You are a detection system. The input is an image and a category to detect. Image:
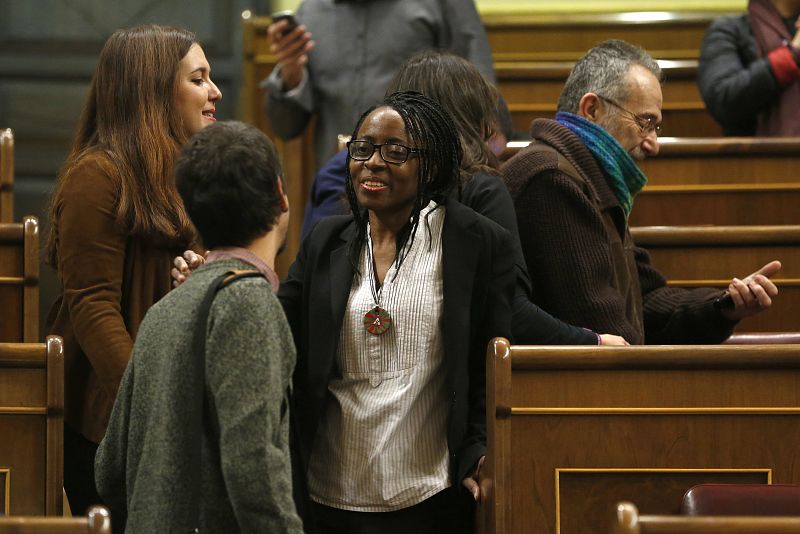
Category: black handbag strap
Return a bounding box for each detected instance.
[188,269,264,531]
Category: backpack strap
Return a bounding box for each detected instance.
[188,269,263,530]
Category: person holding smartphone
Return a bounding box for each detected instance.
[260,0,495,174]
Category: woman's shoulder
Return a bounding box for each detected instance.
[444,196,510,239]
[305,214,355,243]
[59,151,118,199]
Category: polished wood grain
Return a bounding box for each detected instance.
[0,504,110,533]
[484,12,725,62]
[0,129,12,223]
[496,61,722,137]
[501,138,800,184]
[0,337,63,516]
[629,185,800,226]
[479,339,800,534]
[639,137,800,185]
[502,138,800,226]
[630,225,800,278]
[629,225,799,333]
[0,217,39,343]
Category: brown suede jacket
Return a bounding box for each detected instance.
[47,154,187,443]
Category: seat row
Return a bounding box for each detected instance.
[480,338,800,533]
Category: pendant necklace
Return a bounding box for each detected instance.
[363,239,393,335]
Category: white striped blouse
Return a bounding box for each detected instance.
[307,201,450,512]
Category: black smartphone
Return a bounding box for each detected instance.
[271,10,298,36]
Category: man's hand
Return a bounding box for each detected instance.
[720,260,781,321]
[267,18,315,91]
[462,455,485,502]
[171,250,206,288]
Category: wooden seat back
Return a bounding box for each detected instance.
[479,339,800,534]
[502,138,800,226]
[501,138,800,184]
[614,502,800,533]
[0,217,39,342]
[0,506,109,534]
[0,129,13,223]
[629,225,800,333]
[0,336,64,516]
[485,11,723,63]
[498,61,721,137]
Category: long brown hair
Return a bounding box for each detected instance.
[46,24,197,265]
[385,50,501,180]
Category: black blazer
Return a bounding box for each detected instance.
[279,197,515,504]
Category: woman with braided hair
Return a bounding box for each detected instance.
[279,90,516,533]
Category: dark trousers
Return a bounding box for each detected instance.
[64,425,103,515]
[311,486,475,534]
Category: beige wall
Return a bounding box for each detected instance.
[270,0,746,14]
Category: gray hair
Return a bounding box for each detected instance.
[557,40,663,113]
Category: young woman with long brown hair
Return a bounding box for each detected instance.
[45,24,221,514]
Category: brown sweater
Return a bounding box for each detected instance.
[47,154,185,443]
[502,119,735,344]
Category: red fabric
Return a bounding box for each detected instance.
[767,45,800,86]
[749,0,800,135]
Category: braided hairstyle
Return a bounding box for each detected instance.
[344,91,463,275]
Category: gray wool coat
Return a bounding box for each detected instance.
[95,259,304,533]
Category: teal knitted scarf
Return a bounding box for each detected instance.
[555,111,647,217]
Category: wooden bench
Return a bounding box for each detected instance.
[485,11,726,63]
[0,336,64,516]
[0,129,13,223]
[501,137,800,184]
[0,505,109,533]
[479,339,800,534]
[630,225,800,333]
[502,137,800,226]
[629,183,800,226]
[613,502,800,533]
[497,61,721,137]
[0,217,39,343]
[640,137,800,185]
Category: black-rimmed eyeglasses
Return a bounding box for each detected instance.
[347,140,421,165]
[596,94,662,137]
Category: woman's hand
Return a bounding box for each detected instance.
[171,250,206,288]
[462,455,485,502]
[599,334,629,346]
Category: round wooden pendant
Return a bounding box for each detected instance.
[364,305,392,335]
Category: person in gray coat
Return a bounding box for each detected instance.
[94,121,304,533]
[261,0,495,173]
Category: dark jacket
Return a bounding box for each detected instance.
[279,197,515,519]
[503,119,735,345]
[698,13,784,135]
